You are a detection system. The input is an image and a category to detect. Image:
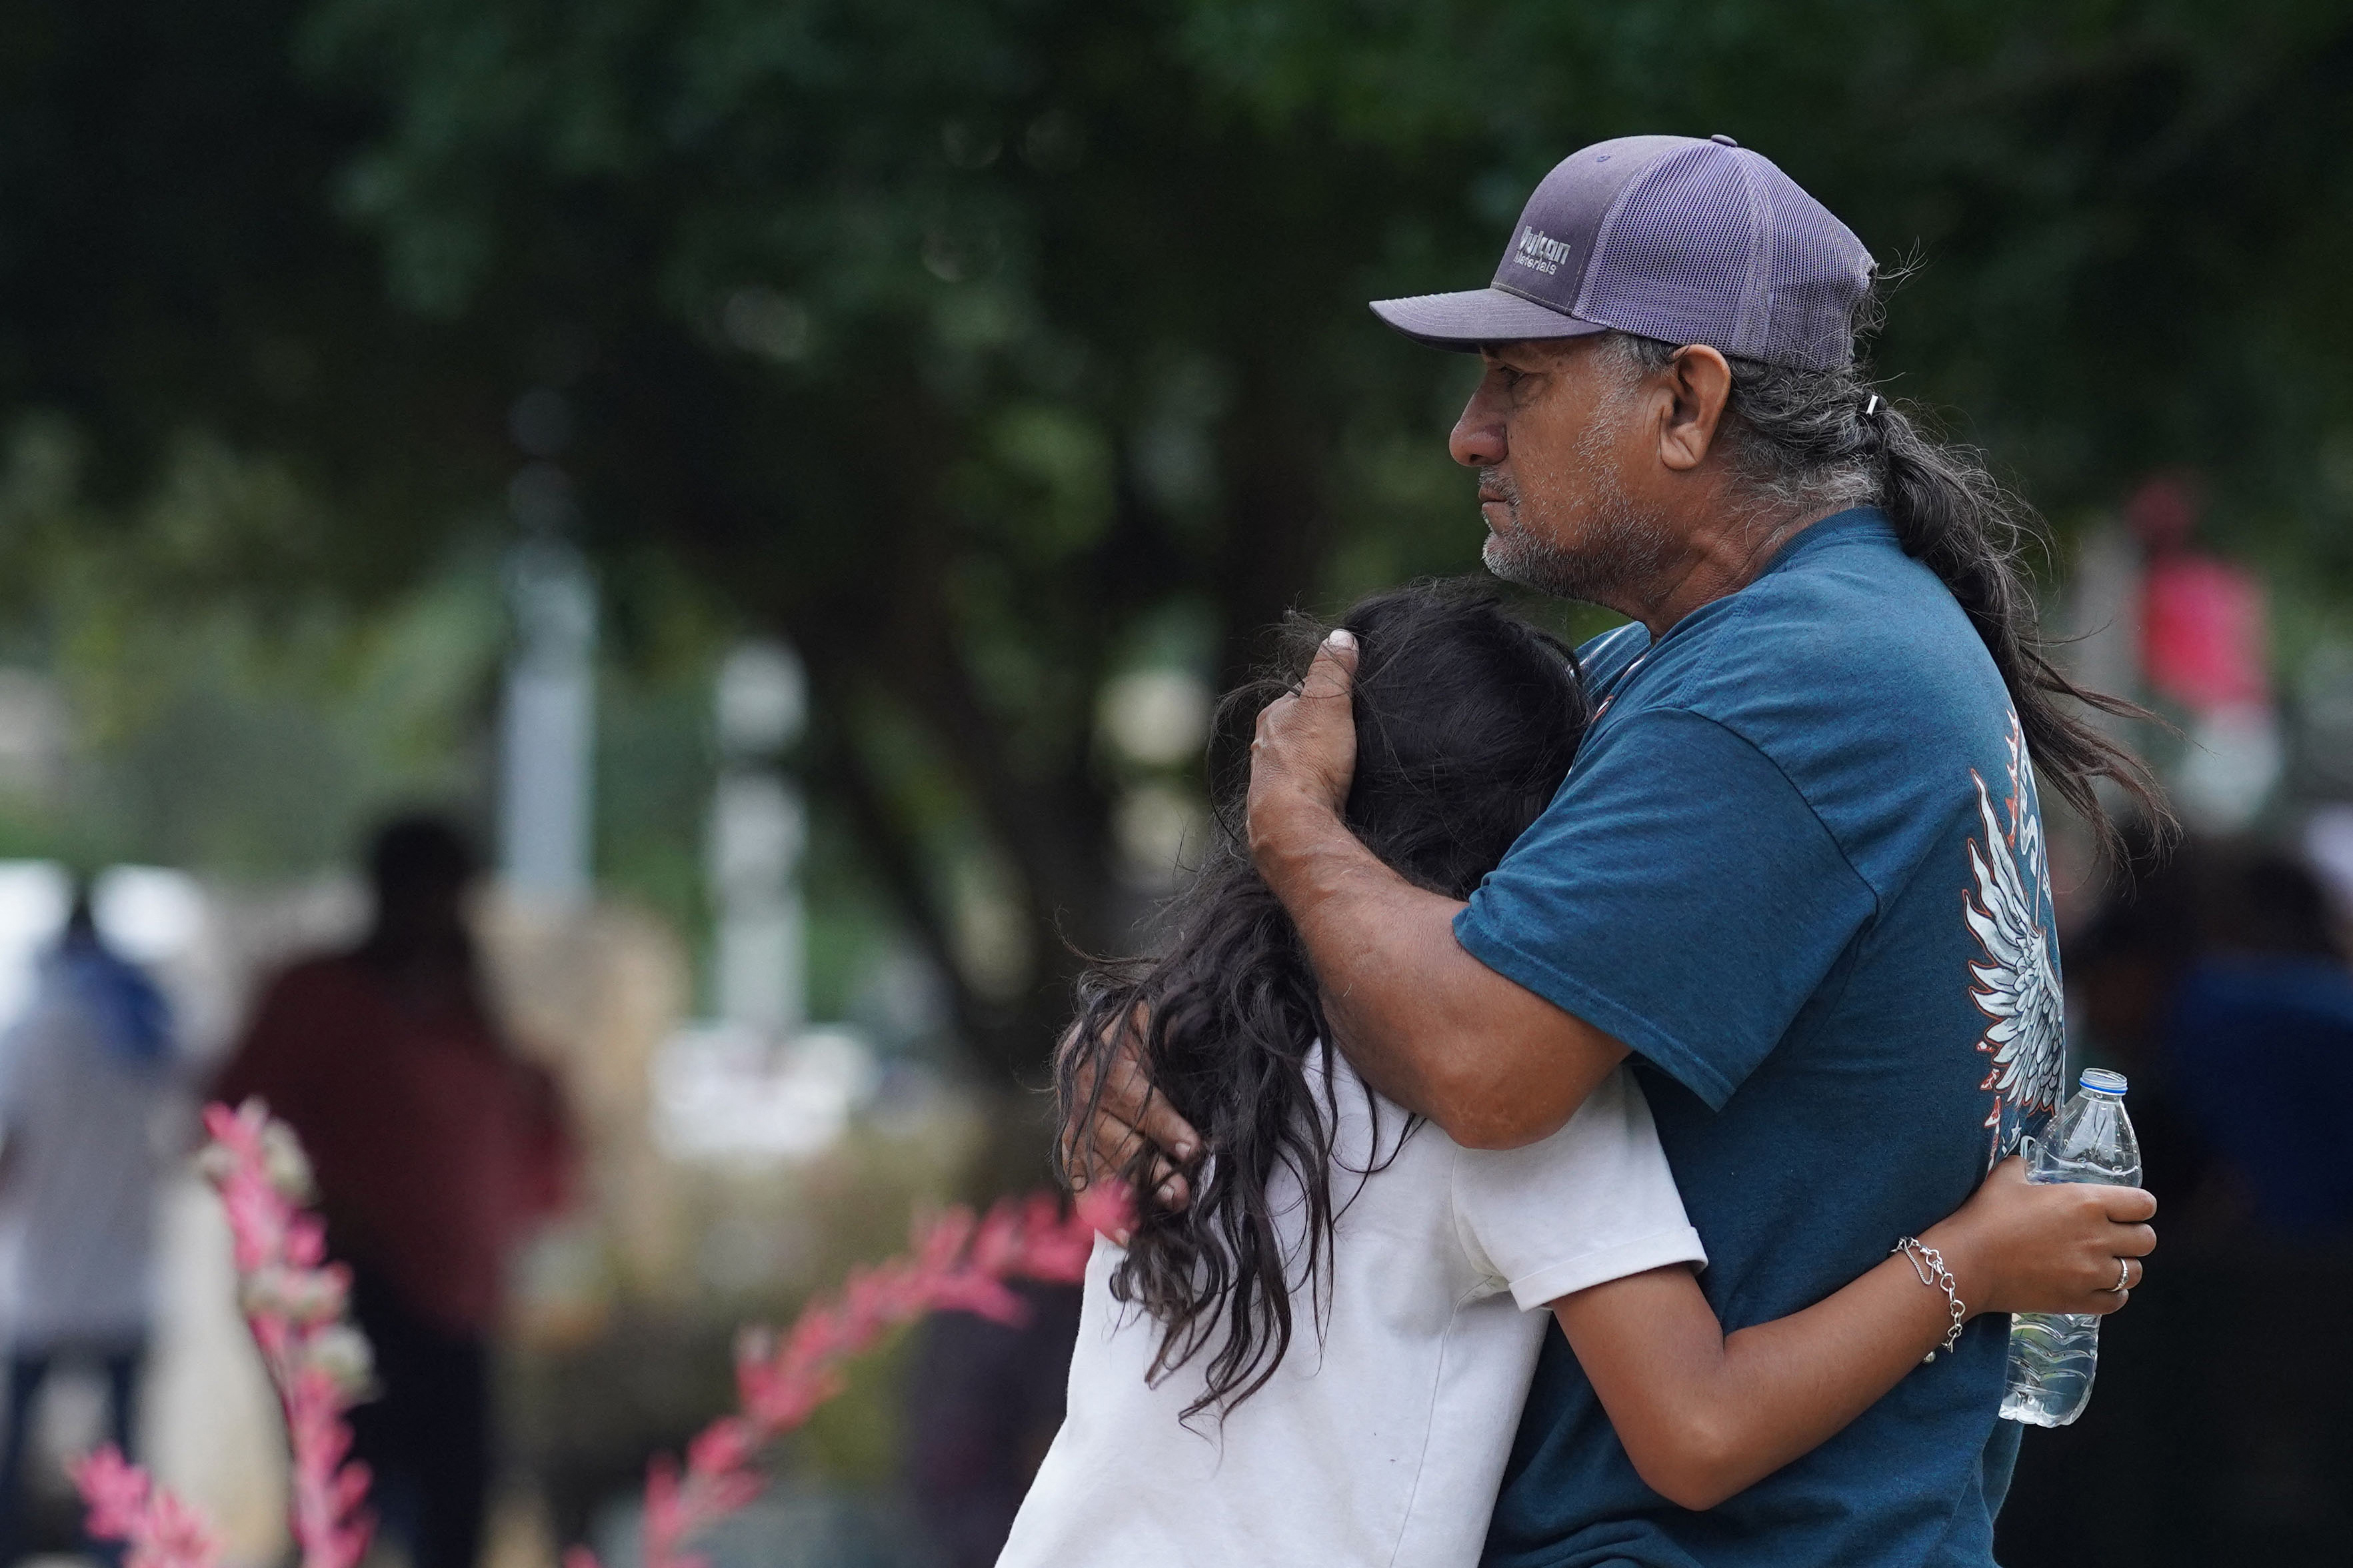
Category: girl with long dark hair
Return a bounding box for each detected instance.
[1001,582,2150,1567]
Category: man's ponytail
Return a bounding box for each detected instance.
[1863,401,2168,852]
[1610,320,2172,858]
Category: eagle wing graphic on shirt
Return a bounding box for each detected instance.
[1964,716,2064,1158]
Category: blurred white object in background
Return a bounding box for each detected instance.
[0,864,70,1030]
[1101,668,1212,893]
[2060,526,2142,723]
[717,640,807,754]
[91,866,205,966]
[711,642,808,1044]
[2178,704,2285,834]
[501,536,599,909]
[2303,806,2353,922]
[144,1176,288,1568]
[0,673,67,802]
[1099,668,1210,768]
[651,1024,879,1164]
[1113,782,1206,890]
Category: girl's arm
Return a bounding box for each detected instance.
[1552,1157,2156,1510]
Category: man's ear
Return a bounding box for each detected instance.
[1657,345,1733,472]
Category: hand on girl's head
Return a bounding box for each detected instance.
[1247,630,1362,844]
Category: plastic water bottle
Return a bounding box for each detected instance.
[1999,1068,2140,1427]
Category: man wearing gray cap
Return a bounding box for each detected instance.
[1079,135,2163,1564]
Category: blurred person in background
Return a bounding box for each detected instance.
[901,1279,1081,1568]
[0,881,181,1564]
[2070,835,2353,1235]
[901,1105,1087,1568]
[2166,845,2353,1235]
[216,815,575,1568]
[2011,834,2353,1563]
[2158,844,2353,1545]
[2063,832,2212,1222]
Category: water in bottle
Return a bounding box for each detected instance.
[2000,1068,2140,1427]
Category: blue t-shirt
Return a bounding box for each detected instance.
[1456,508,2065,1568]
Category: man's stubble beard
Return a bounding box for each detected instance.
[1479,394,1676,608]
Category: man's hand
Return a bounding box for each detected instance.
[1240,621,1625,1149]
[1246,630,1360,873]
[1058,1011,1202,1227]
[1053,628,1358,1229]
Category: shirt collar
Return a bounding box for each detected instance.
[1612,506,1896,664]
[1758,505,1897,579]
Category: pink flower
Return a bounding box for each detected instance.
[82,1103,375,1568]
[685,1418,757,1479]
[71,1447,152,1540]
[85,1095,1138,1568]
[69,1447,217,1568]
[639,1181,1128,1568]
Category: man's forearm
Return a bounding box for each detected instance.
[1252,792,1626,1148]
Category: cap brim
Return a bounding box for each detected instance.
[1368,288,1610,351]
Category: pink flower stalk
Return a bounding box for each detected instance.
[613,1182,1131,1568]
[71,1447,217,1568]
[76,1100,375,1568]
[79,1093,1129,1568]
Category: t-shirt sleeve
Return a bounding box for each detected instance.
[1454,706,1876,1111]
[1453,1068,1705,1311]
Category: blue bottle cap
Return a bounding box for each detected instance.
[2080,1068,2128,1096]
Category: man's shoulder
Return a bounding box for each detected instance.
[1638,532,2006,749]
[1588,526,2025,892]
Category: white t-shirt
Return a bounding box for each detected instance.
[1000,1057,1703,1568]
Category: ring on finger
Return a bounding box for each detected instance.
[2109,1256,2131,1293]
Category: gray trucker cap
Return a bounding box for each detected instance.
[1370,135,1874,371]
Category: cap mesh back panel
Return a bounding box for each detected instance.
[1578,145,1757,351]
[1764,173,1870,370]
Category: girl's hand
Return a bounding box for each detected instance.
[1928,1156,2156,1318]
[1058,1007,1200,1225]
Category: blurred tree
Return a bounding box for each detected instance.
[1,0,2350,1078]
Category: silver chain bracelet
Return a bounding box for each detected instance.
[1893,1237,1966,1361]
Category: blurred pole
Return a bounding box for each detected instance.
[500,537,599,906]
[2062,524,2141,723]
[709,641,807,1040]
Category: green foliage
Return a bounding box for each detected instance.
[2,0,2350,1072]
[1176,0,2353,556]
[0,412,499,874]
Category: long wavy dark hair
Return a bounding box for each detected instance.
[1611,291,2172,856]
[1055,580,1590,1419]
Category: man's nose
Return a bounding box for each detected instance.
[1450,389,1506,469]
